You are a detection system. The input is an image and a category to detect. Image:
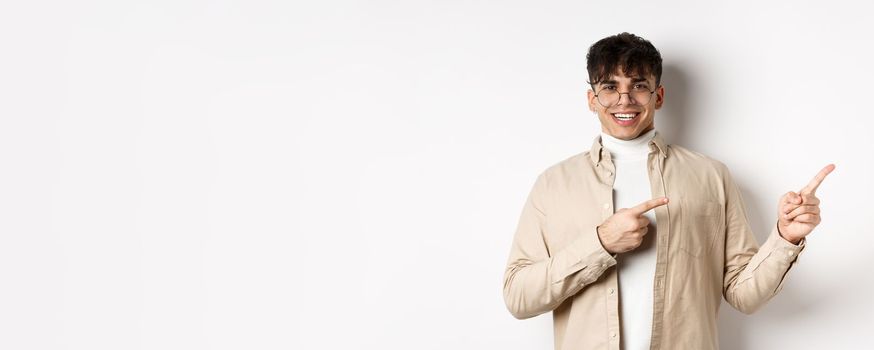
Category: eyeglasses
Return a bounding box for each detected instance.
[593,84,658,107]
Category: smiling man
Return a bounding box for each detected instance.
[502,33,834,350]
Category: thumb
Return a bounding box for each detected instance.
[783,191,801,205]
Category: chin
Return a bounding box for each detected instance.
[610,129,640,140]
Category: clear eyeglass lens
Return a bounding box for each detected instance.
[597,88,653,107]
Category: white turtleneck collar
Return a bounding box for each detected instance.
[600,129,656,160]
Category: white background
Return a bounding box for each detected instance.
[1,1,872,349]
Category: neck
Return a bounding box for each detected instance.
[600,129,656,159]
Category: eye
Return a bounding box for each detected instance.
[633,83,650,91]
[601,85,617,91]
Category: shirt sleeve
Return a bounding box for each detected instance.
[502,172,617,320]
[720,164,806,314]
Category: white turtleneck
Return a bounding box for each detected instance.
[600,128,657,350]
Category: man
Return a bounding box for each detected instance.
[501,32,834,350]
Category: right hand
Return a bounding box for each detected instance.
[596,197,669,254]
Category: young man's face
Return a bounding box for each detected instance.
[587,70,664,140]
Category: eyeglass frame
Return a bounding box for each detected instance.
[590,83,661,108]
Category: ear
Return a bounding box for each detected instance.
[654,85,665,110]
[587,88,597,112]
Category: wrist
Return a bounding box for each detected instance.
[595,225,615,254]
[777,224,803,245]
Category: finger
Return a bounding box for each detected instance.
[785,205,820,221]
[783,203,818,215]
[800,193,820,206]
[781,191,802,205]
[637,217,650,230]
[781,203,802,215]
[629,197,669,216]
[779,192,801,215]
[637,226,649,236]
[793,213,820,224]
[800,164,836,195]
[778,210,792,226]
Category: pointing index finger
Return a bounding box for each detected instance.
[801,164,835,195]
[629,197,669,216]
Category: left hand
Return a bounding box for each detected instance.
[777,164,835,244]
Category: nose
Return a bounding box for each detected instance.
[616,92,634,106]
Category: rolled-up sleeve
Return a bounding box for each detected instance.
[502,172,617,320]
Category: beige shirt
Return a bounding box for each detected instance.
[502,131,806,350]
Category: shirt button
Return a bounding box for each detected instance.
[603,203,610,209]
[610,331,616,338]
[787,251,794,256]
[608,288,615,295]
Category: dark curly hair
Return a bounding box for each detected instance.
[586,32,663,87]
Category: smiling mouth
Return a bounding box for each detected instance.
[612,112,639,122]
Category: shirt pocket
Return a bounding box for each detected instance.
[677,198,724,258]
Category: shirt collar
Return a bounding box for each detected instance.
[589,130,668,166]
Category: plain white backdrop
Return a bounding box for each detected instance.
[1,1,872,349]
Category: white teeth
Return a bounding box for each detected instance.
[613,113,637,120]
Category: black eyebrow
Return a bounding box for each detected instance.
[598,77,650,86]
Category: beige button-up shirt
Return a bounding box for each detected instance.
[502,131,806,350]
